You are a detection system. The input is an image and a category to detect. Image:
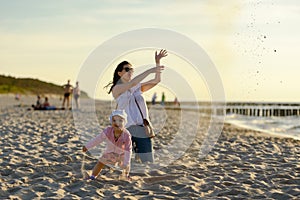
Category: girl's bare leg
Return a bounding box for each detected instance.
[92,161,105,177]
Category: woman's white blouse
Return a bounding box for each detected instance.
[116,83,149,128]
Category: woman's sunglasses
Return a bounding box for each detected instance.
[123,67,133,72]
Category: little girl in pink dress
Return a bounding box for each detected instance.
[83,110,132,180]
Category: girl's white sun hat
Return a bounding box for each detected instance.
[109,110,127,124]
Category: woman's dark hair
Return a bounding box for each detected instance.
[104,61,130,94]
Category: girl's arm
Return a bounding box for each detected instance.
[123,133,132,167]
[84,129,107,150]
[112,66,162,99]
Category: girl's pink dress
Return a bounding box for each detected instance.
[85,127,132,167]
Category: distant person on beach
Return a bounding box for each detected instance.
[43,97,50,107]
[82,110,132,181]
[174,97,180,106]
[105,49,167,163]
[73,81,81,109]
[43,97,56,110]
[62,80,73,109]
[15,93,20,101]
[32,95,42,110]
[161,92,165,106]
[32,96,56,110]
[151,92,157,105]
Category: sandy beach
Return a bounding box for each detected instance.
[0,95,299,199]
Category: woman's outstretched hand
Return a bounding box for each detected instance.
[155,49,168,64]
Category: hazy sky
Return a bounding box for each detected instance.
[1,0,300,102]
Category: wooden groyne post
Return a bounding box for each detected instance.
[225,103,300,117]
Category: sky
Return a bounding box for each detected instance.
[1,0,300,102]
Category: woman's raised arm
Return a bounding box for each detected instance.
[112,66,161,99]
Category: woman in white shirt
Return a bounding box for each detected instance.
[105,50,167,163]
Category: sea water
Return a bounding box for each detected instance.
[163,102,300,140]
[225,114,300,140]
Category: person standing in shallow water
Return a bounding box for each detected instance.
[62,80,73,109]
[105,49,168,163]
